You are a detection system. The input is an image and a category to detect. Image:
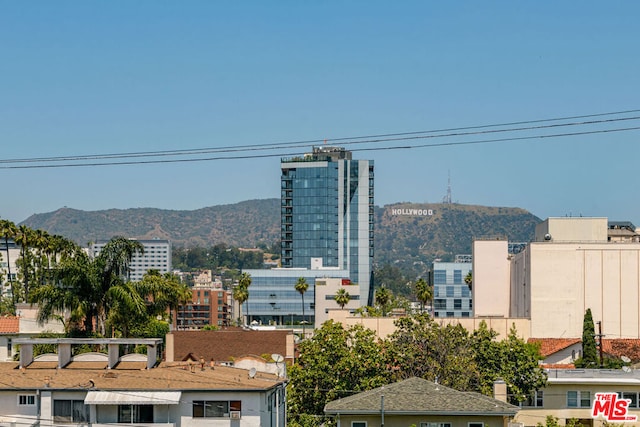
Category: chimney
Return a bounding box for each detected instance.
[493,379,507,402]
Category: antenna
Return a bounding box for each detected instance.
[248,368,257,379]
[443,171,452,204]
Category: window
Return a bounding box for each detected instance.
[620,392,638,408]
[567,391,591,408]
[193,400,241,418]
[118,405,153,423]
[18,395,35,406]
[352,422,367,427]
[468,423,484,427]
[53,400,88,423]
[522,390,544,407]
[421,423,451,427]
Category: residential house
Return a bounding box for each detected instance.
[527,338,640,369]
[515,368,640,427]
[324,377,519,427]
[0,337,285,427]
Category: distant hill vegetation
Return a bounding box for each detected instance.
[22,199,541,274]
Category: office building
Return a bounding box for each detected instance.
[280,146,374,304]
[432,257,473,318]
[243,267,351,328]
[89,239,171,282]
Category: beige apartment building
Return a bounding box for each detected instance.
[474,217,640,339]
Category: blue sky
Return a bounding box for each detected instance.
[1,1,639,225]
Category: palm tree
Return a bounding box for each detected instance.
[34,236,146,336]
[375,286,391,317]
[334,288,351,310]
[414,278,432,313]
[236,272,252,325]
[15,225,36,302]
[232,284,249,326]
[295,277,309,329]
[0,220,17,297]
[464,271,473,291]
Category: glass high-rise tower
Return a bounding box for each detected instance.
[280,146,374,304]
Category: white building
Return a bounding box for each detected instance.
[0,338,285,427]
[90,239,172,282]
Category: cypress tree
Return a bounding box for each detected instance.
[579,308,599,368]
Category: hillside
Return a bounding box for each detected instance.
[21,200,541,273]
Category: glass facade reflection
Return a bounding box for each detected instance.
[432,261,473,318]
[281,147,374,304]
[243,268,350,327]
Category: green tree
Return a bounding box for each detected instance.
[233,272,252,325]
[374,264,411,297]
[473,322,547,404]
[295,277,309,329]
[575,308,599,368]
[374,286,391,316]
[106,270,191,338]
[414,277,432,313]
[464,271,473,291]
[287,321,392,425]
[31,236,145,336]
[334,288,351,310]
[0,219,18,308]
[385,312,479,390]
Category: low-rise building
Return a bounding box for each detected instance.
[324,377,519,427]
[1,337,285,427]
[515,368,640,427]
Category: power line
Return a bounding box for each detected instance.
[0,109,638,169]
[0,125,638,170]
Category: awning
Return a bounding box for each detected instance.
[85,391,182,405]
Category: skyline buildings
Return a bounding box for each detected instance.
[280,146,374,304]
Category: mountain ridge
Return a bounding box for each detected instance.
[21,199,541,273]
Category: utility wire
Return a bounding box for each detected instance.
[2,108,639,164]
[0,125,638,170]
[0,109,638,169]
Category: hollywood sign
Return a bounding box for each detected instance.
[390,208,434,216]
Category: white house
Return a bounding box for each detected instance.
[0,338,286,427]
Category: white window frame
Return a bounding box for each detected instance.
[18,394,36,406]
[567,391,591,408]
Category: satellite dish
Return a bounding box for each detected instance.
[293,335,301,344]
[622,355,631,363]
[623,366,632,373]
[544,233,552,241]
[249,368,257,378]
[272,354,284,363]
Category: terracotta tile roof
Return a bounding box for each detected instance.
[325,377,519,416]
[171,329,290,362]
[601,339,640,362]
[0,361,282,391]
[527,338,581,356]
[0,316,19,334]
[528,338,640,363]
